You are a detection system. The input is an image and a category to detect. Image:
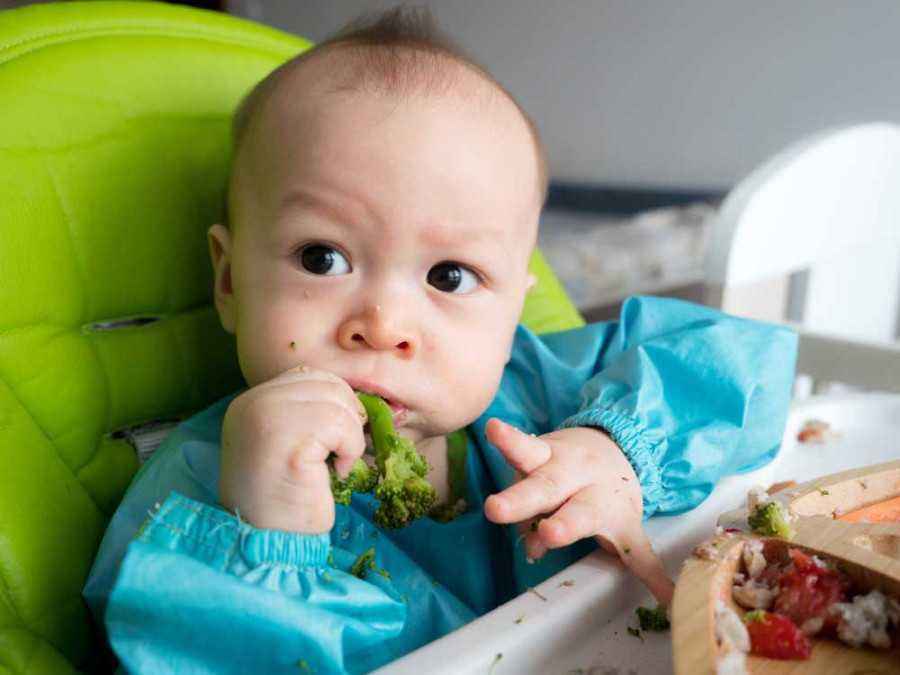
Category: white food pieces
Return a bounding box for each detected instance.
[715,648,748,675]
[746,486,769,513]
[733,579,778,610]
[831,589,900,649]
[800,616,825,637]
[715,599,750,654]
[742,539,767,579]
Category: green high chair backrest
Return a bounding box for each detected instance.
[0,2,583,671]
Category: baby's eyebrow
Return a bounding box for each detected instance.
[418,221,506,249]
[278,189,367,229]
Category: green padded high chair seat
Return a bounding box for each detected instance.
[0,2,583,672]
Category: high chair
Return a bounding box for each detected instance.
[702,122,900,395]
[0,2,583,672]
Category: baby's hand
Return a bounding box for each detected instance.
[218,366,367,534]
[483,420,674,605]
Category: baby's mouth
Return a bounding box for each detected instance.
[347,379,408,422]
[362,401,409,454]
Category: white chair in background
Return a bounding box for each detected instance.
[703,122,900,395]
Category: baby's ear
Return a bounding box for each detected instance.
[207,223,236,334]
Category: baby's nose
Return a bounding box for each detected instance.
[337,305,416,359]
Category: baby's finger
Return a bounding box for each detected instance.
[330,418,367,479]
[264,366,367,422]
[484,462,574,523]
[535,486,604,549]
[485,418,551,474]
[606,529,675,607]
[284,401,366,473]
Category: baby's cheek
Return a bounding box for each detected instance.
[237,310,310,386]
[450,342,507,420]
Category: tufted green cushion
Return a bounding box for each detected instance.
[0,1,582,672]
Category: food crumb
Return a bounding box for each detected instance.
[514,615,524,624]
[636,604,670,631]
[559,580,575,588]
[623,546,631,554]
[819,488,830,496]
[350,548,376,579]
[489,653,503,674]
[693,541,719,560]
[528,587,548,602]
[289,341,297,349]
[627,626,644,641]
[797,419,838,444]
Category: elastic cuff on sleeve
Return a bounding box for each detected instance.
[558,408,666,517]
[145,492,331,568]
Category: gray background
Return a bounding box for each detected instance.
[229,0,900,189]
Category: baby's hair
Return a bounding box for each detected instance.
[224,5,548,228]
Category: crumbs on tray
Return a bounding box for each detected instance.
[797,419,840,444]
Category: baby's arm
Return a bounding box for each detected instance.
[105,491,405,674]
[484,420,674,605]
[475,295,797,592]
[85,369,409,674]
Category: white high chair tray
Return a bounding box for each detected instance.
[376,392,900,674]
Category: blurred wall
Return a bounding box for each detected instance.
[228,0,900,189]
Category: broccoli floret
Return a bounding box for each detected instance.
[330,458,378,505]
[372,434,435,528]
[748,501,794,539]
[635,604,670,632]
[357,392,437,529]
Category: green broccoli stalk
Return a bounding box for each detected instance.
[357,392,437,529]
[748,501,794,539]
[429,428,469,523]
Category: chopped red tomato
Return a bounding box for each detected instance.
[773,549,849,632]
[745,610,812,659]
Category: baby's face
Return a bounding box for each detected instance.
[210,66,541,438]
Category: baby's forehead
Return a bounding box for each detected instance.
[231,46,542,242]
[248,44,534,158]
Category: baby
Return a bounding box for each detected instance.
[84,7,798,675]
[208,10,632,554]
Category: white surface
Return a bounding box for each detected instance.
[703,122,900,342]
[377,393,900,675]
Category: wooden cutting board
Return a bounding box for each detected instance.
[671,459,900,674]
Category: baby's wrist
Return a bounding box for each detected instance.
[218,482,334,534]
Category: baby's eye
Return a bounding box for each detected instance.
[298,244,351,276]
[427,262,480,294]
